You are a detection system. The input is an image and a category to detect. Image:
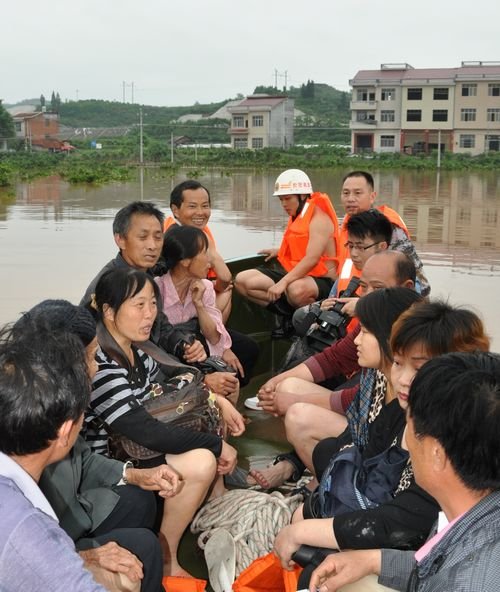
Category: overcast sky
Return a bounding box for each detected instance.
[2,0,499,107]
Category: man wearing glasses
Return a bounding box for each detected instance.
[338,171,429,296]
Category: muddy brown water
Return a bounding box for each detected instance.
[1,168,499,579]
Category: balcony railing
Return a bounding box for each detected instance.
[350,100,377,110]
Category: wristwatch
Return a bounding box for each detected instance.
[121,460,134,485]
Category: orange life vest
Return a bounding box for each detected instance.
[277,192,339,277]
[336,205,409,271]
[163,216,217,278]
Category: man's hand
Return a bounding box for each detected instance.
[309,550,382,592]
[257,389,279,415]
[183,339,207,363]
[126,464,181,498]
[80,542,143,582]
[216,395,245,436]
[258,248,279,262]
[217,441,238,475]
[267,279,288,302]
[222,348,244,377]
[258,375,280,395]
[321,297,358,318]
[204,371,239,396]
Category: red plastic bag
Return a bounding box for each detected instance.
[233,552,302,592]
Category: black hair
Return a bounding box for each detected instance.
[0,325,90,455]
[94,267,160,318]
[112,201,164,236]
[346,209,393,245]
[367,251,416,286]
[161,225,209,272]
[408,351,500,491]
[355,287,423,364]
[92,268,160,371]
[14,300,96,347]
[391,300,490,358]
[342,171,375,190]
[170,180,211,209]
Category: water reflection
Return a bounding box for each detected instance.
[0,169,499,346]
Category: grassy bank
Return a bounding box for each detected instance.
[1,145,500,188]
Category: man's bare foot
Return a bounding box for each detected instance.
[246,460,294,489]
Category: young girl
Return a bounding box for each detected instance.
[274,298,490,571]
[85,267,242,576]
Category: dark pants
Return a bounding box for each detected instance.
[88,485,164,592]
[228,328,259,386]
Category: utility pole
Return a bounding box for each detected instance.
[274,69,278,88]
[170,132,174,164]
[122,81,126,103]
[139,107,144,165]
[284,70,288,91]
[437,129,442,169]
[131,82,134,104]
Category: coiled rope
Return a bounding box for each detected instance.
[191,489,302,576]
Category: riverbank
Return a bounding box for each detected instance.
[2,146,500,189]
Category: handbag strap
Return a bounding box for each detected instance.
[134,339,202,378]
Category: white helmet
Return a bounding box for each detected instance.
[273,169,313,196]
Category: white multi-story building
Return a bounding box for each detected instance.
[228,94,294,149]
[349,62,500,155]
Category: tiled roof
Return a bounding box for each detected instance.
[352,65,500,84]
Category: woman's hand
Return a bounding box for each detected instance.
[267,278,288,302]
[217,441,238,475]
[216,395,245,436]
[183,339,207,363]
[190,279,206,306]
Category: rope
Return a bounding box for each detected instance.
[191,489,302,576]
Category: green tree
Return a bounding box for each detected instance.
[0,100,15,145]
[40,94,46,108]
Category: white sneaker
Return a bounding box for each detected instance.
[244,396,262,411]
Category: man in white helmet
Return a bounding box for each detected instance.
[234,169,339,335]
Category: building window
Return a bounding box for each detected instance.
[356,111,375,122]
[488,84,500,97]
[15,121,22,132]
[380,110,395,122]
[406,109,422,122]
[381,88,395,101]
[356,88,376,101]
[407,88,422,100]
[462,84,477,97]
[433,87,449,100]
[252,115,263,127]
[432,109,448,122]
[251,137,263,149]
[233,116,244,128]
[487,108,500,122]
[461,108,476,122]
[459,134,475,148]
[44,117,51,127]
[233,138,247,149]
[380,135,395,147]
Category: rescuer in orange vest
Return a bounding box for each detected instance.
[234,169,340,324]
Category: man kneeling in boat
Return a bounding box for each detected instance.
[234,169,339,338]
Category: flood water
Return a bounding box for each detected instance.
[1,167,500,348]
